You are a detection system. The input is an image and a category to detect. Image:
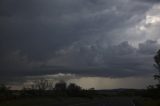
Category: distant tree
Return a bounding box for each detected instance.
[146,49,160,99]
[54,81,67,91]
[0,84,11,97]
[0,84,10,92]
[21,79,54,96]
[154,49,160,89]
[67,83,81,91]
[67,83,82,96]
[31,79,52,90]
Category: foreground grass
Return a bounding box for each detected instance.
[0,97,93,106]
[142,99,160,106]
[134,97,160,106]
[1,96,160,106]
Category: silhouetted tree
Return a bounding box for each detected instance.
[67,83,81,91]
[0,84,10,92]
[54,81,67,91]
[54,81,67,96]
[21,79,54,96]
[0,84,11,98]
[154,49,160,89]
[31,79,53,91]
[145,49,160,99]
[67,83,82,96]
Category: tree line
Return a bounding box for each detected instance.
[0,80,96,101]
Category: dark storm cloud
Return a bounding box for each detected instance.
[138,40,160,55]
[44,40,159,77]
[0,0,160,78]
[1,40,158,78]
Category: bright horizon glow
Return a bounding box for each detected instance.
[9,73,157,90]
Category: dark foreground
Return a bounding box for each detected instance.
[0,97,136,106]
[66,97,135,106]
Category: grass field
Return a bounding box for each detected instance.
[134,97,160,106]
[0,96,160,106]
[0,97,93,106]
[141,99,160,106]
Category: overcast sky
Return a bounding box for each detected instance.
[1,0,160,87]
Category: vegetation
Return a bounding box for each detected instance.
[154,49,160,88]
[145,49,160,99]
[142,99,160,106]
[0,80,97,101]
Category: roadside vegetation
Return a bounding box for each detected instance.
[144,49,160,99]
[134,49,160,106]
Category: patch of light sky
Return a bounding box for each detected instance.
[135,4,160,46]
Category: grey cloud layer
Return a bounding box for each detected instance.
[1,40,159,77]
[0,0,160,77]
[45,40,159,77]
